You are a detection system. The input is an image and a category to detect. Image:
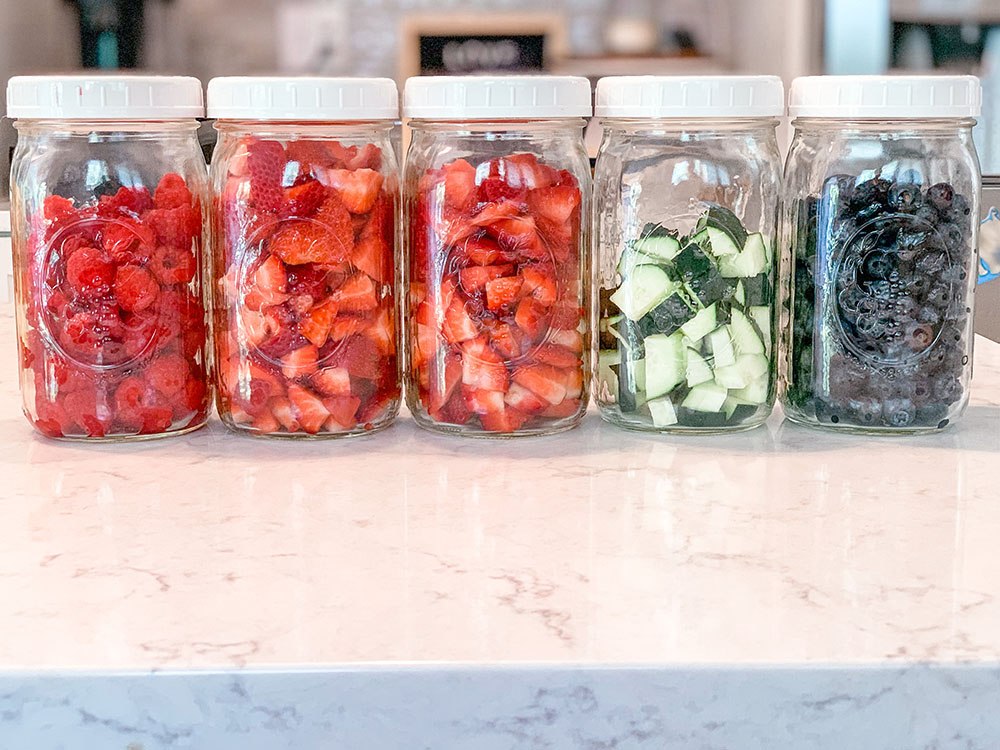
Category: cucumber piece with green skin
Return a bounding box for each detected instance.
[616,249,660,276]
[681,381,728,412]
[609,265,677,321]
[634,229,682,263]
[671,242,717,285]
[718,233,770,279]
[617,356,647,413]
[706,226,741,256]
[644,332,687,399]
[680,303,717,341]
[703,204,749,247]
[639,292,695,337]
[730,308,765,355]
[647,396,679,427]
[685,348,714,387]
[608,316,645,361]
[634,357,647,393]
[707,326,736,368]
[741,274,771,306]
[749,306,771,355]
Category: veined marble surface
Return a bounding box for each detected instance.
[1,311,999,747]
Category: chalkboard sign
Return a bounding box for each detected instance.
[399,13,567,80]
[419,34,546,74]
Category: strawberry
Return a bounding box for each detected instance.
[324,168,384,214]
[486,216,545,256]
[549,302,583,331]
[532,343,582,368]
[150,245,196,285]
[464,387,505,415]
[456,235,506,266]
[514,297,549,341]
[312,367,352,396]
[334,335,380,379]
[364,306,395,355]
[351,193,394,284]
[285,140,336,170]
[269,397,300,432]
[287,384,328,434]
[512,364,567,405]
[487,322,523,359]
[247,140,287,212]
[249,255,288,307]
[431,390,474,425]
[443,297,478,344]
[485,276,523,311]
[114,265,159,312]
[564,366,584,399]
[443,158,478,212]
[280,180,326,219]
[479,407,529,433]
[504,382,548,414]
[541,397,581,419]
[471,200,521,227]
[281,344,320,379]
[286,263,334,299]
[251,408,281,434]
[478,176,525,205]
[326,316,365,343]
[526,185,580,226]
[427,351,462,412]
[546,327,583,353]
[461,336,509,392]
[322,395,361,426]
[299,298,338,347]
[269,193,354,265]
[66,245,115,298]
[521,265,558,306]
[347,143,382,171]
[336,273,378,313]
[153,173,193,210]
[458,264,515,293]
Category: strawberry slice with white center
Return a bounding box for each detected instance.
[480,407,530,433]
[521,265,558,306]
[461,336,510,392]
[443,297,479,344]
[269,397,300,432]
[321,168,384,214]
[336,273,378,313]
[504,382,548,414]
[248,255,288,308]
[299,298,339,348]
[526,185,581,226]
[459,264,515,293]
[281,344,319,379]
[443,158,477,212]
[311,367,352,396]
[512,363,567,405]
[546,327,583,353]
[464,387,506,415]
[532,343,582,368]
[485,276,523,312]
[287,384,329,434]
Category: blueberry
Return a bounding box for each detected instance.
[883,398,916,427]
[862,250,894,280]
[933,375,962,404]
[904,322,934,351]
[888,183,922,212]
[936,222,965,248]
[927,182,954,213]
[847,397,881,424]
[917,305,941,326]
[851,178,891,209]
[916,249,948,275]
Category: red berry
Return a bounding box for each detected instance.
[43,195,76,221]
[98,186,154,217]
[101,220,155,265]
[114,265,159,312]
[153,173,193,210]
[280,180,326,219]
[145,354,190,398]
[247,140,287,213]
[146,206,200,248]
[65,245,115,298]
[150,245,196,285]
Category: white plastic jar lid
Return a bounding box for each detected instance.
[207,77,399,121]
[404,76,592,120]
[595,75,784,119]
[6,75,204,120]
[789,75,982,119]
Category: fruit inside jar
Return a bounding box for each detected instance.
[20,175,208,439]
[214,136,399,437]
[407,153,587,435]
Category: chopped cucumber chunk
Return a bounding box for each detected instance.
[644,332,687,399]
[718,233,769,278]
[737,353,769,381]
[706,226,740,256]
[714,363,749,389]
[616,249,659,276]
[681,381,728,412]
[731,374,769,405]
[707,326,736,368]
[734,280,746,306]
[609,265,676,321]
[634,357,647,393]
[730,308,765,355]
[647,397,679,427]
[723,395,741,419]
[749,306,772,355]
[635,231,681,262]
[640,292,695,337]
[741,274,771,306]
[704,204,749,247]
[680,303,717,341]
[685,348,714,387]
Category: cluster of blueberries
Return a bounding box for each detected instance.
[788,174,974,430]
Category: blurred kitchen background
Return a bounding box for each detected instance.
[0,0,998,332]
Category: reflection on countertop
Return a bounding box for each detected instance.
[1,311,999,670]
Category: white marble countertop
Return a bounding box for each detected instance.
[2,310,999,674]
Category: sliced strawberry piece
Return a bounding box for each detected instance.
[514,297,549,341]
[458,264,515,293]
[299,298,339,347]
[327,316,365,342]
[251,408,281,434]
[364,306,395,355]
[546,327,583,353]
[532,343,582,368]
[324,168,384,214]
[270,193,354,265]
[443,297,478,344]
[287,384,328,434]
[336,273,378,313]
[443,158,477,212]
[461,336,509,392]
[504,382,548,414]
[269,397,300,432]
[521,265,558,306]
[485,276,523,311]
[346,143,382,171]
[334,335,380,379]
[438,211,476,246]
[541,397,582,419]
[488,322,523,360]
[281,344,319,379]
[247,140,287,212]
[471,200,520,227]
[549,301,583,331]
[427,351,462,412]
[498,153,557,190]
[512,363,567,405]
[249,254,288,307]
[414,322,438,367]
[487,216,545,256]
[480,407,529,433]
[464,388,505,415]
[479,176,525,204]
[286,139,337,170]
[457,235,506,265]
[280,180,326,218]
[351,226,392,284]
[526,185,581,225]
[431,389,474,425]
[312,367,352,396]
[322,394,361,426]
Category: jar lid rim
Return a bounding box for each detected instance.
[403,76,592,119]
[6,75,204,120]
[207,77,399,121]
[595,75,785,118]
[789,75,981,118]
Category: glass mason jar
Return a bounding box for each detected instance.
[402,76,592,437]
[593,76,785,433]
[8,76,210,440]
[780,76,982,434]
[207,78,400,438]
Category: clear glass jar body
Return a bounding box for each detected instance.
[779,118,981,433]
[593,119,782,433]
[210,122,400,438]
[404,119,591,437]
[11,120,210,440]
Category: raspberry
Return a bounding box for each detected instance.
[153,173,193,210]
[174,373,207,418]
[247,140,287,213]
[145,354,190,398]
[101,220,155,265]
[114,376,147,416]
[43,195,76,221]
[98,186,154,217]
[114,265,160,312]
[65,245,115,298]
[62,390,108,437]
[150,245,196,285]
[147,206,200,248]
